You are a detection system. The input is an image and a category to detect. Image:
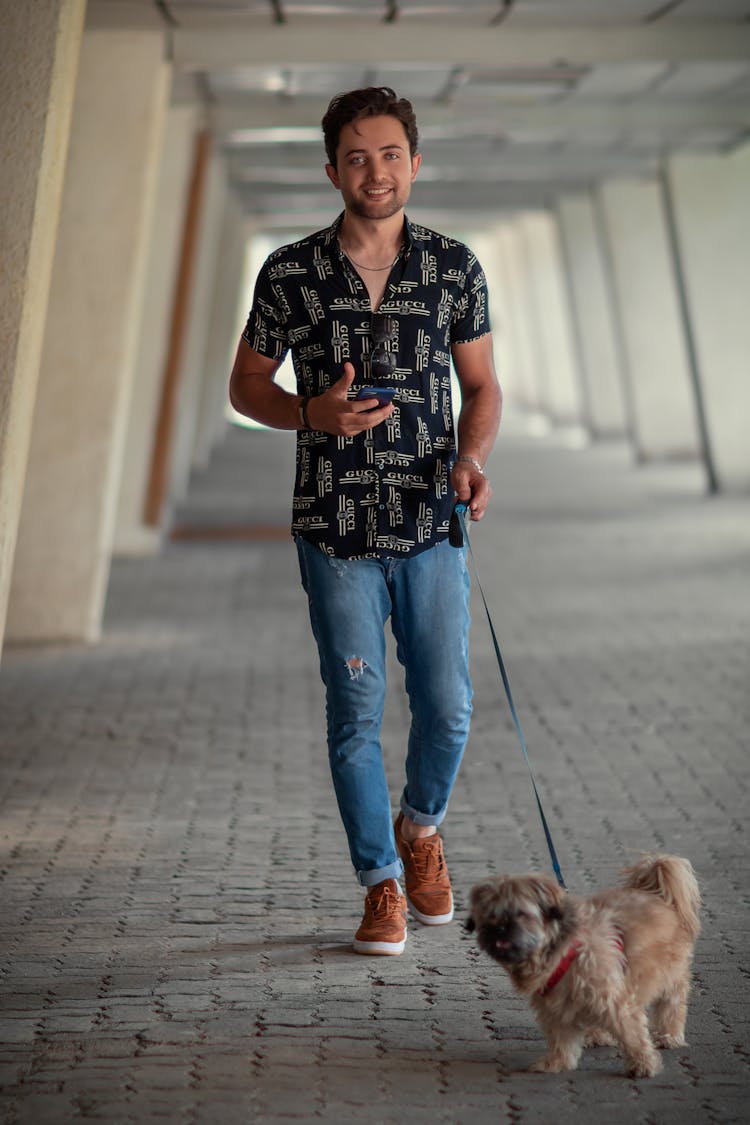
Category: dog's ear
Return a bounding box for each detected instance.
[464,915,476,933]
[528,874,566,917]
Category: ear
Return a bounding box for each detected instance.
[325,163,340,190]
[529,875,566,916]
[410,152,422,183]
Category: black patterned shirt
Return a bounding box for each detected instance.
[242,212,491,559]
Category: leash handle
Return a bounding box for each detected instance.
[452,501,567,889]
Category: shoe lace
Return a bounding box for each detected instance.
[368,883,402,919]
[411,835,446,881]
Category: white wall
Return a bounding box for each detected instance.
[167,152,228,510]
[520,212,583,426]
[7,29,170,642]
[597,177,699,461]
[0,0,86,652]
[114,103,200,556]
[667,143,750,492]
[557,191,629,439]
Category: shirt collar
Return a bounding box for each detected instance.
[326,211,414,262]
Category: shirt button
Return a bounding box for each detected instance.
[379,504,385,510]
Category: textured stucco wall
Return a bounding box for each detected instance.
[6,27,170,642]
[0,0,86,650]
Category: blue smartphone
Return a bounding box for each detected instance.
[357,386,397,407]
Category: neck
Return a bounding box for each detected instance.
[536,939,583,997]
[339,212,405,256]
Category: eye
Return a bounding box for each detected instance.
[385,152,400,160]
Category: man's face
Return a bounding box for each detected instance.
[326,114,421,221]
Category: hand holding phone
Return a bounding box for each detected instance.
[356,386,397,407]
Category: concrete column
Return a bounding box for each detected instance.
[519,212,583,426]
[557,192,629,440]
[166,153,228,510]
[496,221,543,411]
[6,28,170,643]
[0,0,86,652]
[597,177,700,461]
[478,225,515,402]
[192,190,248,470]
[114,103,200,556]
[666,144,750,492]
[466,227,514,407]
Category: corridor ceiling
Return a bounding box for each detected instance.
[89,0,750,229]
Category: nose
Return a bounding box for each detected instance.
[368,158,393,181]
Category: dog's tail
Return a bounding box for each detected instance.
[620,854,701,940]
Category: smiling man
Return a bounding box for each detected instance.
[230,87,502,956]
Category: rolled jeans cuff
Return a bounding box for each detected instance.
[400,791,447,827]
[357,858,404,887]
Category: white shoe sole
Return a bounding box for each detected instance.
[406,894,454,925]
[353,932,407,955]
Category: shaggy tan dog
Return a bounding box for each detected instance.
[467,855,701,1077]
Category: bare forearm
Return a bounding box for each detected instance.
[230,370,302,431]
[457,380,502,467]
[228,346,393,436]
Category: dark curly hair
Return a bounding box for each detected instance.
[321,86,419,166]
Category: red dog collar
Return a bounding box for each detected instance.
[537,939,583,997]
[537,932,626,997]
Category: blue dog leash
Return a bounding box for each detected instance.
[450,499,567,889]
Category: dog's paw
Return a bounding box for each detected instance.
[653,1032,687,1050]
[529,1055,574,1074]
[584,1029,618,1048]
[625,1051,663,1079]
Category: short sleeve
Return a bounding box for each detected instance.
[450,249,491,344]
[241,255,291,361]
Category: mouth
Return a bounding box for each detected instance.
[490,940,524,964]
[363,187,393,199]
[477,929,535,966]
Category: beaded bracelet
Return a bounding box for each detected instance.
[455,455,484,475]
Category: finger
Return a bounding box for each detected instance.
[332,362,356,394]
[346,402,394,433]
[450,469,474,501]
[469,481,492,519]
[352,396,391,415]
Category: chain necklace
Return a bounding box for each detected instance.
[344,248,401,272]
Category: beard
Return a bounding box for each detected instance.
[343,185,410,221]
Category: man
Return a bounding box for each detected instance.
[229,87,501,955]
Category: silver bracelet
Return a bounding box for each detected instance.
[455,455,484,475]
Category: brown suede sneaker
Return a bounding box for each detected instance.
[353,878,407,955]
[394,812,454,925]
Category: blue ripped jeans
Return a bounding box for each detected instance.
[296,535,472,886]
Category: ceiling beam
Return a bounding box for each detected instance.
[210,98,750,141]
[174,22,750,71]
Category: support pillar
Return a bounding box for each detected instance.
[557,191,628,440]
[597,177,700,462]
[666,144,750,492]
[0,0,86,653]
[192,190,249,470]
[166,152,228,511]
[114,104,200,556]
[519,212,583,427]
[497,221,544,412]
[6,28,170,642]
